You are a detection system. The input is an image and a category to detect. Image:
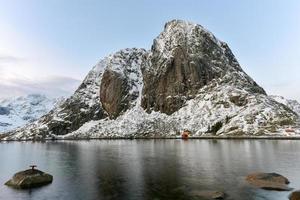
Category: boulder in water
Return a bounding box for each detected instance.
[246,172,292,191]
[289,191,300,200]
[189,190,226,199]
[5,168,53,189]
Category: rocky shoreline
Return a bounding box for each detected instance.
[1,135,300,142]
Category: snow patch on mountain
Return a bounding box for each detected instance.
[270,95,300,116]
[105,48,146,107]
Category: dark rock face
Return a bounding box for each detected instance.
[229,94,248,107]
[246,172,292,191]
[5,169,53,189]
[100,48,146,119]
[142,47,217,114]
[142,20,265,115]
[100,70,129,119]
[0,107,10,115]
[0,122,11,127]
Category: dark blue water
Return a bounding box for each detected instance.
[0,140,300,200]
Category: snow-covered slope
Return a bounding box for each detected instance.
[2,20,299,140]
[0,94,64,132]
[270,95,300,116]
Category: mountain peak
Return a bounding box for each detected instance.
[158,19,225,51]
[143,19,265,114]
[164,19,198,31]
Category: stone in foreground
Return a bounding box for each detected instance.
[246,172,292,191]
[290,191,300,200]
[5,168,53,189]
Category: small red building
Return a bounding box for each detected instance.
[285,128,295,133]
[181,130,191,139]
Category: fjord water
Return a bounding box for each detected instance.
[0,140,300,200]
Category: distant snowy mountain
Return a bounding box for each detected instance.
[270,95,300,116]
[0,94,64,133]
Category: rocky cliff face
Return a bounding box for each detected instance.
[100,49,146,118]
[142,20,265,114]
[2,20,299,140]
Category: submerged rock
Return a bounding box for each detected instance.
[5,169,53,189]
[189,190,225,199]
[211,191,225,199]
[289,191,300,200]
[246,172,292,191]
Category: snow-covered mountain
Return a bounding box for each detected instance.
[2,20,299,140]
[270,95,300,116]
[0,94,64,133]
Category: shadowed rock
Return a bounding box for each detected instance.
[189,190,226,199]
[100,49,146,119]
[100,69,130,118]
[246,172,292,191]
[5,169,53,189]
[290,191,300,200]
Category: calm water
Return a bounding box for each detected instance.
[0,140,300,200]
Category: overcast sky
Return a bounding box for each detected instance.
[0,0,299,100]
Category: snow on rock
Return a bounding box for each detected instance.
[58,80,298,139]
[3,48,147,140]
[270,95,300,116]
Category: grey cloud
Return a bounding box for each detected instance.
[0,55,24,63]
[0,76,81,99]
